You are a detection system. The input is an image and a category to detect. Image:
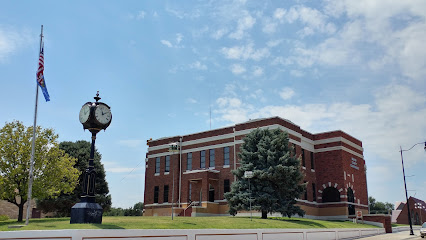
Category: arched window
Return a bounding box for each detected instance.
[347,187,355,215]
[322,187,341,203]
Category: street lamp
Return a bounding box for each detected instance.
[168,142,180,220]
[244,171,254,221]
[400,141,426,235]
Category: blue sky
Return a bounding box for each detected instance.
[1,0,425,209]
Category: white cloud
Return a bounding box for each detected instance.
[249,89,266,102]
[221,43,270,61]
[137,11,146,19]
[252,66,263,77]
[229,12,256,39]
[161,34,184,49]
[215,97,253,124]
[290,69,304,77]
[166,6,200,19]
[176,33,183,44]
[285,1,426,81]
[189,61,207,70]
[0,27,33,62]
[262,18,277,34]
[160,40,173,48]
[214,84,426,178]
[279,87,295,100]
[274,8,286,22]
[211,28,229,40]
[230,64,246,75]
[187,98,198,104]
[266,39,282,48]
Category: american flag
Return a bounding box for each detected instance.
[36,43,50,102]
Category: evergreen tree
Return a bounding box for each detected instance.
[225,128,306,219]
[37,140,111,216]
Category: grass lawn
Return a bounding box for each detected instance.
[1,216,378,231]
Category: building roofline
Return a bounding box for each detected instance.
[314,129,362,143]
[150,116,358,143]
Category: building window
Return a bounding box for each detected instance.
[189,183,192,201]
[224,179,230,193]
[310,152,315,170]
[322,187,340,203]
[224,147,230,166]
[155,157,160,174]
[312,183,316,202]
[302,149,306,167]
[200,150,206,168]
[292,143,296,156]
[165,155,170,172]
[154,186,159,203]
[163,185,169,203]
[304,181,307,200]
[209,149,215,168]
[187,153,192,170]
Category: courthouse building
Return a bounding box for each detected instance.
[144,116,368,219]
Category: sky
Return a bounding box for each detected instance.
[1,0,425,209]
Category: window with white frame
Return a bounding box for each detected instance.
[200,150,206,168]
[224,147,230,166]
[155,157,160,174]
[187,152,192,170]
[165,155,170,173]
[209,149,215,168]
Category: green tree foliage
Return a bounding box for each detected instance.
[225,128,306,219]
[0,121,79,221]
[104,202,144,216]
[369,196,394,214]
[37,140,111,216]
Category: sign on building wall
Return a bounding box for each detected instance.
[350,157,359,170]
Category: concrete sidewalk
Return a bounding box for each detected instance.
[360,230,422,239]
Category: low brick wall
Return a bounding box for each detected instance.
[349,214,392,233]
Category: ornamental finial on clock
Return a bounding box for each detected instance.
[94,91,101,102]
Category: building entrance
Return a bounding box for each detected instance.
[347,187,355,215]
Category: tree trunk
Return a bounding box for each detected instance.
[18,202,24,222]
[261,210,267,219]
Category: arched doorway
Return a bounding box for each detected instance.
[209,184,215,202]
[322,187,340,203]
[347,187,355,215]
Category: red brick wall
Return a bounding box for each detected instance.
[144,116,367,218]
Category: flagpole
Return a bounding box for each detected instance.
[25,25,43,225]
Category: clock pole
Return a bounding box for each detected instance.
[71,91,111,224]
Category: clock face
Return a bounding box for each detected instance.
[95,104,112,125]
[79,105,90,123]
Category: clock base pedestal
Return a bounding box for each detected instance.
[70,198,103,224]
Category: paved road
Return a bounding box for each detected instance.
[360,231,423,240]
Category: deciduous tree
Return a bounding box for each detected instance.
[225,128,306,219]
[369,196,394,214]
[0,121,79,221]
[37,140,111,216]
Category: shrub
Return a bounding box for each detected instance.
[0,215,9,221]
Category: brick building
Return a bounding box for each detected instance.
[144,116,368,219]
[394,197,426,225]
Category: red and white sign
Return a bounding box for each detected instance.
[356,211,363,219]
